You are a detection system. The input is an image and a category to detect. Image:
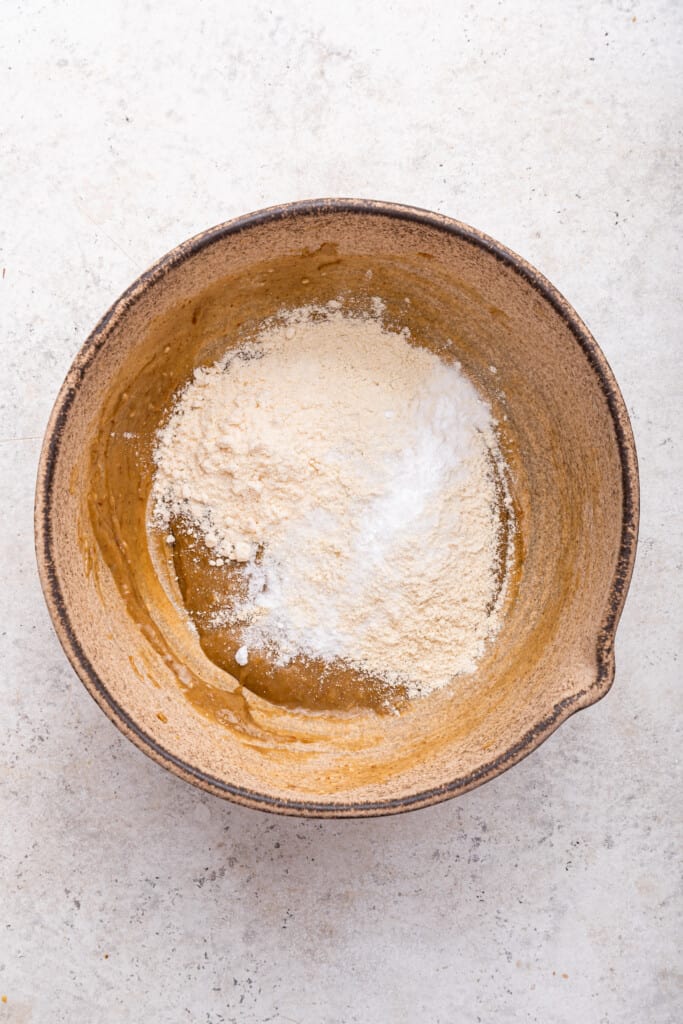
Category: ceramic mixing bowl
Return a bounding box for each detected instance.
[35,199,639,816]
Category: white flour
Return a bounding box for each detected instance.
[152,303,510,697]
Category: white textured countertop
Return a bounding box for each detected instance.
[1,2,681,1022]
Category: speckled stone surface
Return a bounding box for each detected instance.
[1,2,681,1022]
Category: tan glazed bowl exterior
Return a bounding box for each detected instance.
[35,199,639,817]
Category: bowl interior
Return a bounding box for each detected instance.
[37,203,637,814]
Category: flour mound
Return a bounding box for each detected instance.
[152,303,509,697]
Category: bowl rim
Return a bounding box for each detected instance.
[34,197,640,818]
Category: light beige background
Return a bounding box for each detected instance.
[1,1,681,1022]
